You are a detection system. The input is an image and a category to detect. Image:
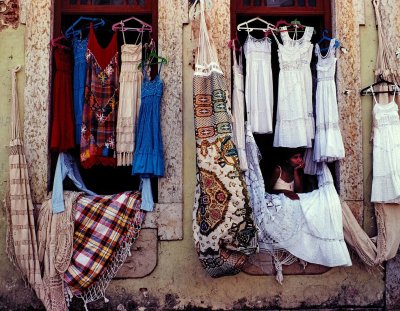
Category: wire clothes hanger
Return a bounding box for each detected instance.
[112,16,152,33]
[65,16,105,39]
[237,16,276,33]
[360,74,400,95]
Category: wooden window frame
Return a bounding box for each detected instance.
[231,0,332,38]
[54,0,158,42]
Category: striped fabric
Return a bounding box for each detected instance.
[64,191,145,295]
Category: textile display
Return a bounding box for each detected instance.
[191,0,257,278]
[273,26,314,148]
[313,40,345,162]
[50,47,75,152]
[80,24,119,168]
[116,42,143,166]
[64,191,145,295]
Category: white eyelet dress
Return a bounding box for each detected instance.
[371,88,400,203]
[244,34,274,134]
[273,26,314,148]
[313,40,345,162]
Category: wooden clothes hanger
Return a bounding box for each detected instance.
[112,16,152,33]
[360,74,399,95]
[65,16,105,39]
[237,16,276,33]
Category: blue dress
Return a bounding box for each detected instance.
[72,37,88,145]
[132,65,164,177]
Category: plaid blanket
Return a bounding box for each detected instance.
[64,191,145,295]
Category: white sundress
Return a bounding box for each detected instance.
[231,45,248,171]
[371,87,400,203]
[244,33,274,134]
[313,40,345,162]
[273,26,314,148]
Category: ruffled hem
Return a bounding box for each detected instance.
[132,151,164,177]
[274,118,312,148]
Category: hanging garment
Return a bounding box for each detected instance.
[72,37,88,145]
[273,26,315,148]
[131,64,164,177]
[64,191,145,296]
[231,45,248,171]
[51,152,96,214]
[50,47,75,152]
[370,88,400,203]
[116,40,143,166]
[313,40,345,162]
[80,24,119,168]
[244,33,274,134]
[191,0,257,278]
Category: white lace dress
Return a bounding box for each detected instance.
[244,34,274,134]
[371,90,400,203]
[313,40,345,162]
[273,26,314,148]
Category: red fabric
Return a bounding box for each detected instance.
[80,24,119,168]
[50,47,75,152]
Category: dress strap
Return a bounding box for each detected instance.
[270,28,281,46]
[122,30,127,45]
[370,86,379,105]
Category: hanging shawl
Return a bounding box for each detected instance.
[191,0,257,278]
[372,0,400,85]
[5,66,48,306]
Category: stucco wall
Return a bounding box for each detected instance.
[0,0,388,310]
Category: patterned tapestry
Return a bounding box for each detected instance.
[191,0,257,278]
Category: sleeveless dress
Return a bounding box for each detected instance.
[80,24,119,168]
[244,34,274,134]
[50,47,75,152]
[273,26,314,148]
[371,88,400,203]
[116,42,142,166]
[313,40,345,162]
[231,45,248,171]
[131,65,164,177]
[72,37,88,145]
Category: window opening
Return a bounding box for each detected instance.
[51,1,159,196]
[231,1,340,273]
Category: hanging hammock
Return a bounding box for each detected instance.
[5,65,47,305]
[191,0,258,277]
